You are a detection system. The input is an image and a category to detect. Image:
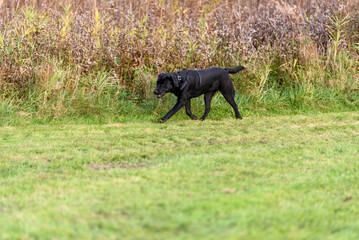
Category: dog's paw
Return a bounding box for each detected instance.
[191,116,199,120]
[157,118,166,123]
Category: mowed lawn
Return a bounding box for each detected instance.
[1,112,359,240]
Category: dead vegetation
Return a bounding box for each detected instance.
[0,0,358,114]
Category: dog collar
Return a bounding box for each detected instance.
[195,70,202,86]
[176,72,188,90]
[176,70,202,90]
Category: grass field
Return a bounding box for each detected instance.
[1,111,359,239]
[0,1,358,239]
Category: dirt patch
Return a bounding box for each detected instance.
[88,163,148,170]
[344,196,353,202]
[208,138,218,145]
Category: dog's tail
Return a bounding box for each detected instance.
[224,66,245,74]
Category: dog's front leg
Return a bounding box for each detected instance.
[158,98,186,123]
[185,100,198,120]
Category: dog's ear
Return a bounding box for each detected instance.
[171,73,179,88]
[157,73,165,80]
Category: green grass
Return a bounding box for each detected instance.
[1,85,359,126]
[1,111,359,239]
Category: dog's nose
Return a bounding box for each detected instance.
[154,90,158,95]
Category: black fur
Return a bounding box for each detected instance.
[154,66,245,122]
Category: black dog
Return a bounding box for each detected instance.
[154,66,245,122]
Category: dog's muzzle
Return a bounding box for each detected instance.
[154,90,165,98]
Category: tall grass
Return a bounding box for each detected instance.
[0,0,358,120]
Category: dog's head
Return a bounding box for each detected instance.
[153,73,179,98]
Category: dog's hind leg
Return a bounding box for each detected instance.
[220,82,242,119]
[185,100,198,120]
[200,91,216,120]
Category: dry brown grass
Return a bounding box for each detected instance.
[0,0,358,115]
